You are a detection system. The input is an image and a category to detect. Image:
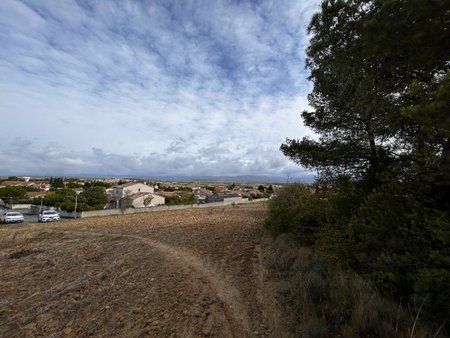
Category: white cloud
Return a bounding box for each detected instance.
[0,0,320,179]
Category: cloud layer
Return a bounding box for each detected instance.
[0,0,319,179]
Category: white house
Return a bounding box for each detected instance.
[127,192,165,208]
[112,182,155,199]
[111,182,164,209]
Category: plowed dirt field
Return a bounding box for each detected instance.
[0,203,283,338]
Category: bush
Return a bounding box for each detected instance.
[266,181,450,333]
[265,184,330,245]
[37,188,76,208]
[165,194,196,206]
[342,186,449,329]
[263,234,443,337]
[79,187,108,208]
[60,201,95,212]
[0,186,27,202]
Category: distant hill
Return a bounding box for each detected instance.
[2,173,315,184]
[144,174,316,184]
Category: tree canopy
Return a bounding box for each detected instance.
[49,177,65,189]
[282,0,449,195]
[78,187,108,209]
[0,186,27,202]
[277,0,450,331]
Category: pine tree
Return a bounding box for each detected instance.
[280,0,450,330]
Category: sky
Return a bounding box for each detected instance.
[0,0,320,180]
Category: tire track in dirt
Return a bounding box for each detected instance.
[128,234,252,337]
[67,230,253,337]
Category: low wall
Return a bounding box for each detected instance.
[60,198,268,219]
[11,204,32,210]
[59,210,83,219]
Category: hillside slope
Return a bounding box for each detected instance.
[0,204,285,338]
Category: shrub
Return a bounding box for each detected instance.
[165,194,196,205]
[263,234,442,337]
[265,184,330,245]
[267,180,450,333]
[60,201,95,212]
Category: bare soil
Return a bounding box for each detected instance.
[0,204,282,338]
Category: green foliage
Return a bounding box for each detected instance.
[264,234,440,338]
[0,186,27,202]
[165,194,196,206]
[34,188,75,209]
[227,183,236,190]
[265,184,330,245]
[275,0,450,332]
[23,186,40,192]
[270,181,450,331]
[158,184,191,192]
[59,201,94,212]
[40,186,108,211]
[49,177,65,189]
[66,180,83,189]
[250,193,264,200]
[78,186,108,210]
[346,187,450,326]
[83,181,112,189]
[281,0,450,191]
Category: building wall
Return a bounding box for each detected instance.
[125,183,155,195]
[206,194,224,203]
[223,196,243,204]
[149,194,165,206]
[131,193,165,208]
[113,183,155,198]
[59,198,266,218]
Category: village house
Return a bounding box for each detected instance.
[111,182,164,208]
[192,188,213,203]
[125,192,165,208]
[0,180,26,188]
[156,191,180,199]
[0,180,51,191]
[222,193,244,204]
[112,182,155,198]
[25,191,48,199]
[205,192,244,204]
[206,193,224,203]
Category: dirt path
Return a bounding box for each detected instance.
[0,204,278,337]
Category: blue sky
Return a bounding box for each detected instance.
[0,0,319,179]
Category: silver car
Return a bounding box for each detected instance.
[38,210,60,222]
[1,212,25,224]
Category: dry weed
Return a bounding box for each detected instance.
[262,233,445,338]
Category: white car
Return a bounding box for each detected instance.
[38,210,60,222]
[1,212,25,224]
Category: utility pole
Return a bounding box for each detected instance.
[39,197,43,213]
[74,193,78,219]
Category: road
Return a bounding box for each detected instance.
[0,206,69,225]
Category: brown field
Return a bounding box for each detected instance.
[0,203,284,338]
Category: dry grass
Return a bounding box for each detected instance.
[0,204,271,338]
[262,233,445,338]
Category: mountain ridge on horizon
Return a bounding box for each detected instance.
[0,173,315,184]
